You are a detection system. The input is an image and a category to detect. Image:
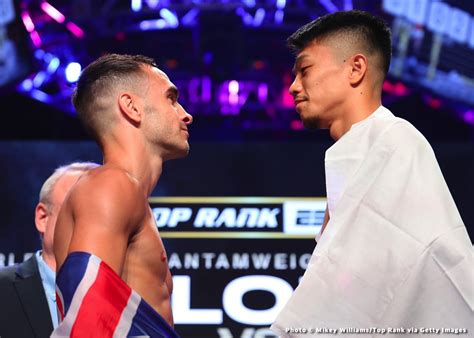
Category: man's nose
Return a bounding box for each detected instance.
[289,76,302,98]
[181,107,193,125]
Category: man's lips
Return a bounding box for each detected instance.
[294,98,307,106]
[294,99,307,112]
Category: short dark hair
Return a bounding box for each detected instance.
[287,10,392,77]
[72,54,156,142]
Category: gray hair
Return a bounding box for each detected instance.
[39,162,100,207]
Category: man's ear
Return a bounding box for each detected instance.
[348,53,368,86]
[35,202,48,235]
[118,92,142,124]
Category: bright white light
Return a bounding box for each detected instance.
[229,80,239,95]
[276,0,286,9]
[160,8,179,27]
[40,2,65,23]
[65,62,81,83]
[131,0,142,12]
[228,80,239,106]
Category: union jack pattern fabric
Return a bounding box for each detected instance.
[51,251,180,338]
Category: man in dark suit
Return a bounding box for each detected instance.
[0,255,53,338]
[0,162,98,338]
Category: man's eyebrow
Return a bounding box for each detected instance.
[166,85,179,98]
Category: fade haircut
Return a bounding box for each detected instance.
[287,10,392,78]
[72,54,157,142]
[39,162,100,208]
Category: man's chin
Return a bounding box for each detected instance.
[177,144,191,158]
[301,117,321,130]
[163,144,190,161]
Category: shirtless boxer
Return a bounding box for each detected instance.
[53,54,192,337]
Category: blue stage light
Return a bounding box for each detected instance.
[253,8,265,27]
[319,0,338,13]
[243,0,255,8]
[139,19,167,30]
[160,8,179,28]
[343,0,353,10]
[236,8,253,26]
[34,49,45,60]
[274,9,284,24]
[20,79,33,92]
[47,57,60,74]
[182,8,199,26]
[33,71,46,88]
[31,89,51,103]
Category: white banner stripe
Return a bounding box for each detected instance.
[51,255,101,337]
[113,290,141,337]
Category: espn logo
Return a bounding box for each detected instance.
[282,201,326,235]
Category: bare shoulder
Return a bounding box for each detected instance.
[59,167,148,274]
[69,166,147,233]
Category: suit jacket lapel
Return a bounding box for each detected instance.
[14,255,54,337]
